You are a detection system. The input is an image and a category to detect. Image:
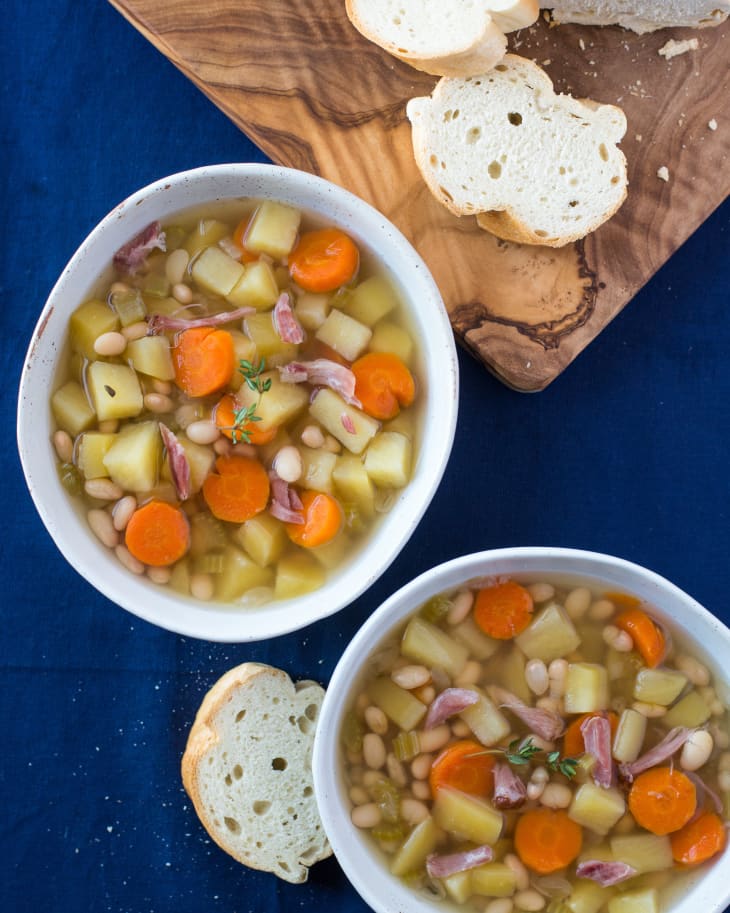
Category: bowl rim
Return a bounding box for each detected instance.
[16,162,459,642]
[312,546,730,913]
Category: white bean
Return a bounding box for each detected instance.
[411,753,433,780]
[504,853,529,891]
[349,785,369,806]
[536,696,561,714]
[147,566,172,585]
[362,769,385,789]
[414,685,436,704]
[165,248,189,285]
[172,282,193,304]
[451,720,471,738]
[589,598,615,621]
[548,659,568,698]
[392,665,431,690]
[190,573,214,601]
[213,437,234,457]
[527,582,555,603]
[386,753,407,787]
[151,379,173,395]
[711,699,725,717]
[525,659,549,696]
[97,419,119,434]
[401,798,429,826]
[676,655,711,687]
[454,660,482,687]
[540,782,573,809]
[112,495,137,531]
[412,780,431,800]
[514,889,545,912]
[115,544,145,575]
[565,587,591,619]
[121,321,148,341]
[531,766,549,783]
[144,393,174,414]
[85,478,123,501]
[364,706,388,735]
[680,730,714,771]
[186,420,220,445]
[526,781,545,801]
[485,901,514,913]
[417,725,451,753]
[603,625,634,652]
[94,331,127,357]
[447,590,474,625]
[346,749,363,766]
[363,733,387,770]
[713,727,730,750]
[87,509,119,548]
[351,803,381,828]
[52,430,74,463]
[273,445,303,484]
[355,693,370,713]
[300,425,325,449]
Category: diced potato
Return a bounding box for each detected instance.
[390,816,441,877]
[492,646,532,704]
[452,617,500,661]
[577,844,614,866]
[227,331,257,391]
[191,245,245,297]
[161,436,215,494]
[86,362,143,422]
[227,259,280,309]
[316,309,372,361]
[401,617,468,677]
[102,421,161,492]
[607,888,658,913]
[126,335,175,381]
[294,292,331,330]
[244,312,298,363]
[184,218,229,256]
[569,783,625,836]
[309,388,380,455]
[169,558,191,595]
[234,513,287,568]
[515,602,581,663]
[369,321,414,364]
[76,432,117,479]
[610,833,673,874]
[363,431,411,489]
[564,663,610,713]
[342,275,399,326]
[216,545,273,601]
[663,689,712,728]
[244,201,301,259]
[274,552,326,599]
[300,446,337,493]
[69,299,120,359]
[612,708,648,763]
[51,380,96,436]
[433,787,503,846]
[235,371,309,432]
[459,689,511,747]
[442,869,473,904]
[633,668,687,706]
[332,454,375,516]
[563,881,611,913]
[310,533,351,569]
[367,676,426,731]
[384,409,416,440]
[470,863,516,898]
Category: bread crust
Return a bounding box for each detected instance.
[544,1,729,33]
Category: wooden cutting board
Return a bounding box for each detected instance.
[108,0,729,390]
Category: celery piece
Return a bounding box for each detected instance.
[111,289,147,327]
[189,513,227,558]
[420,594,452,624]
[341,712,364,753]
[58,462,82,496]
[401,617,469,677]
[371,777,401,823]
[193,553,225,575]
[392,731,420,761]
[142,273,170,299]
[368,677,426,731]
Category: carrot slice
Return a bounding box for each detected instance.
[428,740,495,797]
[563,712,619,758]
[670,810,727,866]
[172,327,235,398]
[202,455,270,523]
[288,228,359,292]
[473,581,534,640]
[214,393,278,445]
[628,767,697,835]
[614,607,666,668]
[232,217,258,263]
[351,352,416,421]
[124,500,190,567]
[285,490,342,548]
[603,591,642,611]
[514,808,583,874]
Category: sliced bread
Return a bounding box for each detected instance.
[181,662,331,883]
[406,55,628,247]
[542,1,729,33]
[345,0,539,77]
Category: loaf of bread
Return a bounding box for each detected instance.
[181,663,331,883]
[406,55,627,247]
[542,1,729,32]
[345,0,539,77]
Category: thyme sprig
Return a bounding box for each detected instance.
[470,737,579,780]
[239,358,271,395]
[225,358,271,444]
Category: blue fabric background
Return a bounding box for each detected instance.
[3,3,729,911]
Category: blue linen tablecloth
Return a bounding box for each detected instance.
[3,3,729,912]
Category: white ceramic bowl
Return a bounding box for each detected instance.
[17,164,458,642]
[313,547,730,913]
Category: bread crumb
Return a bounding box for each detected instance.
[658,38,699,60]
[657,166,670,182]
[635,134,643,142]
[579,38,585,51]
[708,119,718,131]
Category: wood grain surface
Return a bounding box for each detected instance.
[108,0,729,390]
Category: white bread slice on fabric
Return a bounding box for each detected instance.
[406,55,627,247]
[181,663,331,883]
[542,1,729,33]
[345,0,539,78]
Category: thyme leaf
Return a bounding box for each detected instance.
[467,737,579,779]
[220,358,270,444]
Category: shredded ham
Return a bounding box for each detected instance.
[269,471,304,524]
[159,423,190,501]
[489,686,565,741]
[426,845,493,880]
[278,359,361,407]
[113,221,166,274]
[685,771,724,816]
[273,292,305,344]
[493,762,527,809]
[341,413,356,434]
[581,715,614,788]
[576,861,637,887]
[147,305,255,335]
[619,727,693,782]
[424,689,479,729]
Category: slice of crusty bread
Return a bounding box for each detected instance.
[345,0,539,78]
[181,663,331,883]
[406,55,628,247]
[543,1,729,32]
